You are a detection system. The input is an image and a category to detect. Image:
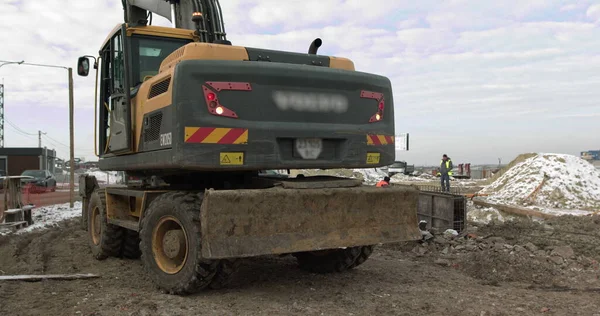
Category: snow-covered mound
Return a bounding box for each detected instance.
[481,153,600,210]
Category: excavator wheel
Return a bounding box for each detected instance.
[139,191,221,295]
[348,245,375,269]
[87,189,125,260]
[122,229,142,259]
[293,246,363,274]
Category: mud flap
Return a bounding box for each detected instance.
[199,185,421,259]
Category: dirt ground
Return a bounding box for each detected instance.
[1,216,600,316]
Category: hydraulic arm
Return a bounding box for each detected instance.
[124,0,228,43]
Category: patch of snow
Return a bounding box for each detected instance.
[0,202,82,236]
[390,173,437,183]
[85,170,122,184]
[468,206,511,224]
[352,168,388,184]
[480,153,600,211]
[21,202,82,233]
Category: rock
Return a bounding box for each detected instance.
[513,245,527,253]
[494,243,505,252]
[444,229,459,238]
[454,245,466,251]
[524,242,538,252]
[434,238,450,245]
[435,259,451,267]
[421,230,434,241]
[466,226,479,234]
[441,247,449,255]
[534,250,546,257]
[487,236,506,244]
[549,256,563,265]
[551,246,574,259]
[465,244,478,251]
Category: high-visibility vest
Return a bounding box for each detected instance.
[440,160,453,176]
[376,180,389,187]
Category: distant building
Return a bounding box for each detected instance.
[581,150,600,161]
[0,147,57,176]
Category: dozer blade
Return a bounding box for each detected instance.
[199,185,421,259]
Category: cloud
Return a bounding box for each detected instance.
[0,0,599,165]
[587,4,600,22]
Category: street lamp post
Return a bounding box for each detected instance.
[0,60,76,208]
[0,60,24,69]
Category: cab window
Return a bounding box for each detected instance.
[129,35,191,86]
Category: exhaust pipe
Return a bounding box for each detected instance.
[308,38,322,55]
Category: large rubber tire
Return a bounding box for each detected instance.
[87,190,125,260]
[122,229,142,259]
[348,245,375,269]
[294,247,363,274]
[139,192,220,295]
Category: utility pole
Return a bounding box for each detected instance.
[68,67,75,208]
[0,82,4,148]
[38,130,46,148]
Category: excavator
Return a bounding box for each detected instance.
[76,0,421,295]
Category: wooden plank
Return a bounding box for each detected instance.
[464,193,489,198]
[472,199,556,219]
[0,221,28,232]
[0,273,100,281]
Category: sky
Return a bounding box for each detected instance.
[0,0,599,166]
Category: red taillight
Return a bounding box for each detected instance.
[202,82,253,119]
[378,101,385,111]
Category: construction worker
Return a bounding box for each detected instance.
[440,154,453,192]
[376,176,390,187]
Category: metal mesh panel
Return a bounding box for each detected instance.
[148,77,171,99]
[144,112,163,142]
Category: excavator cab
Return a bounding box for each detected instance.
[77,23,196,157]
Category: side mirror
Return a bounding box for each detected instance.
[77,56,90,77]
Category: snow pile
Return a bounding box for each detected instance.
[0,202,82,236]
[467,206,514,224]
[390,172,437,183]
[481,153,600,211]
[86,170,122,184]
[352,168,388,184]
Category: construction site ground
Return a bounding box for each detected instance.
[1,214,599,316]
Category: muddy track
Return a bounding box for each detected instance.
[0,218,599,315]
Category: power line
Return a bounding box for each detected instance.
[42,134,93,152]
[43,133,69,148]
[5,119,37,136]
[5,121,36,140]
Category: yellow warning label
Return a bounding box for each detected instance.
[220,152,244,165]
[366,152,380,164]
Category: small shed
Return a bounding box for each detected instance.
[0,147,57,176]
